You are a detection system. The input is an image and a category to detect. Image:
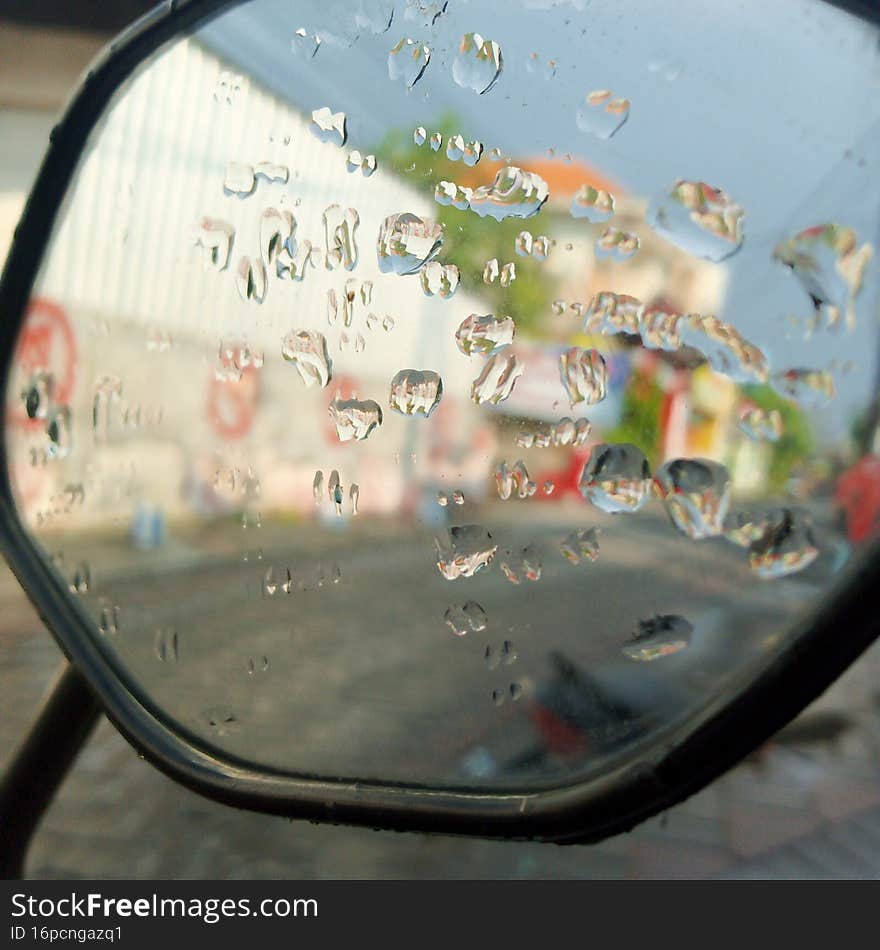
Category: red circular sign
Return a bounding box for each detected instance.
[10,298,77,431]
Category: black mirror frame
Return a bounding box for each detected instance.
[1,0,879,844]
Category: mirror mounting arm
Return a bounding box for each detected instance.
[0,662,102,879]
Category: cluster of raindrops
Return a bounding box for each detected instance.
[480,258,516,286]
[624,616,693,662]
[437,490,465,507]
[647,179,743,261]
[214,70,246,105]
[559,347,608,407]
[261,560,341,596]
[154,627,179,663]
[514,231,552,261]
[215,340,264,383]
[515,417,592,448]
[576,90,630,139]
[435,525,497,580]
[292,26,321,58]
[444,133,484,166]
[559,528,601,565]
[98,602,120,637]
[495,460,537,500]
[21,370,74,462]
[419,261,460,298]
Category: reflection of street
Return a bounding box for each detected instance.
[34,498,848,789]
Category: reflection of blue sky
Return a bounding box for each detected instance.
[201,0,880,441]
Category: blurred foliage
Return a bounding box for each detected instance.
[375,114,556,336]
[741,383,814,491]
[605,366,664,466]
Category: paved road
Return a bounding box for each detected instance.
[4,500,880,878]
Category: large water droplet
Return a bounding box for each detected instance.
[639,308,682,352]
[655,458,731,540]
[500,545,542,584]
[583,292,643,336]
[679,314,768,384]
[388,37,431,87]
[739,405,784,442]
[452,32,503,94]
[647,180,744,261]
[455,313,515,356]
[444,600,488,635]
[323,204,360,271]
[328,397,383,442]
[570,184,614,222]
[576,90,630,139]
[223,162,256,197]
[595,227,639,260]
[196,217,235,270]
[578,443,652,514]
[559,347,607,407]
[435,525,497,579]
[466,166,549,221]
[559,527,601,564]
[773,223,873,330]
[471,348,524,405]
[377,212,444,274]
[624,615,692,661]
[495,460,537,500]
[749,509,819,579]
[235,256,267,303]
[419,261,459,298]
[389,369,443,416]
[281,330,332,388]
[310,106,347,146]
[772,368,835,409]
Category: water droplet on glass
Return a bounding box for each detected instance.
[446,133,465,162]
[595,227,640,260]
[98,604,120,636]
[559,527,601,564]
[492,688,505,706]
[377,212,444,274]
[772,368,835,409]
[467,166,549,221]
[389,369,443,416]
[452,490,464,506]
[223,162,256,197]
[679,314,768,384]
[484,644,499,669]
[328,397,383,442]
[639,308,682,352]
[350,483,360,515]
[739,406,784,442]
[429,130,443,151]
[328,470,344,515]
[414,126,427,146]
[500,262,516,287]
[579,443,652,514]
[583,292,643,336]
[254,162,289,184]
[482,257,500,284]
[515,231,533,257]
[531,235,551,261]
[452,32,503,94]
[313,470,324,505]
[444,600,488,635]
[576,90,630,139]
[419,261,460,297]
[624,615,692,661]
[509,682,524,701]
[500,545,542,584]
[292,26,321,57]
[259,208,295,265]
[749,509,819,579]
[236,256,267,303]
[92,375,122,444]
[154,627,178,662]
[281,330,332,388]
[214,70,246,105]
[455,313,515,357]
[68,561,91,594]
[471,348,524,405]
[773,223,872,330]
[570,184,615,222]
[196,217,235,270]
[203,707,239,736]
[435,525,497,580]
[45,405,73,460]
[462,139,483,167]
[388,37,431,87]
[647,179,744,261]
[495,460,537,500]
[382,315,395,332]
[310,106,347,146]
[559,347,607,407]
[275,237,315,281]
[655,458,731,540]
[543,481,554,495]
[323,204,360,271]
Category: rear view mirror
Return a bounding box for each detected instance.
[1,0,879,844]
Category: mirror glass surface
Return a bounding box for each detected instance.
[5,0,880,791]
